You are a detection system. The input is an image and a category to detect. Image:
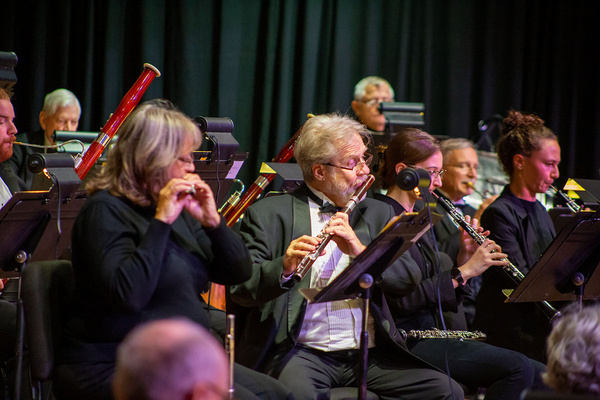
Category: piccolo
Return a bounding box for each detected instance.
[432,190,561,321]
[550,185,581,213]
[292,174,375,282]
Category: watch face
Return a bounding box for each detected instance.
[451,268,464,284]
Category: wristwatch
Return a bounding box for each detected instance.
[451,267,465,286]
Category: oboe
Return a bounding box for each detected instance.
[550,185,581,213]
[292,174,375,282]
[432,190,561,321]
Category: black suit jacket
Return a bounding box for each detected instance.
[0,160,26,194]
[431,202,476,263]
[9,130,46,188]
[474,185,555,361]
[229,184,432,374]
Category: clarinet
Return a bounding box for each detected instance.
[432,190,561,321]
[551,185,581,213]
[292,175,375,282]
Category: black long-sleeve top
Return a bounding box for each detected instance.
[60,189,251,362]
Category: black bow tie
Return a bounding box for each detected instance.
[319,202,342,214]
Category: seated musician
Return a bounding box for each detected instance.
[435,138,497,328]
[229,113,464,399]
[543,303,600,396]
[53,99,292,400]
[474,110,561,362]
[375,128,549,400]
[0,88,21,379]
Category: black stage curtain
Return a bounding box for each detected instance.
[2,0,600,187]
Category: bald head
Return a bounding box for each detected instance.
[113,319,229,400]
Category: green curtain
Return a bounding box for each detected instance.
[2,0,600,188]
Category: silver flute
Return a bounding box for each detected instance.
[432,190,561,321]
[292,174,375,282]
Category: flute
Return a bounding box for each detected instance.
[292,175,375,282]
[432,190,561,321]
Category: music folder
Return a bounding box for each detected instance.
[507,208,600,303]
[300,208,441,303]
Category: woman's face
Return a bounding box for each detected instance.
[414,151,444,193]
[166,141,197,181]
[518,139,561,194]
[397,151,444,202]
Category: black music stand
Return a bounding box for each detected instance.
[261,162,303,196]
[506,209,600,310]
[191,117,248,207]
[299,208,441,400]
[0,174,85,400]
[369,102,426,148]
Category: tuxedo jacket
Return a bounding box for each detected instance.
[0,161,24,194]
[229,184,432,374]
[431,202,476,263]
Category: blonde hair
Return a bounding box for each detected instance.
[87,99,202,206]
[0,88,11,101]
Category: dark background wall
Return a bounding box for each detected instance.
[2,0,599,189]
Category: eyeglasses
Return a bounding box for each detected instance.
[359,97,394,107]
[448,163,479,172]
[428,169,446,179]
[406,164,446,179]
[177,154,195,165]
[323,153,373,172]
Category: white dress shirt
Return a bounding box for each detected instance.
[296,184,375,351]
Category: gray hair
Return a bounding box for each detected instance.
[353,76,395,101]
[543,303,600,394]
[440,138,475,163]
[42,89,81,115]
[294,113,371,181]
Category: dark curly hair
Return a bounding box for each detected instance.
[496,110,557,178]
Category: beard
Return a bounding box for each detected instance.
[323,174,362,206]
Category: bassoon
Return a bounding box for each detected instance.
[221,114,313,227]
[74,63,161,178]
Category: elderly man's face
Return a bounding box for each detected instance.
[0,99,17,162]
[39,104,80,144]
[351,84,393,132]
[441,147,479,202]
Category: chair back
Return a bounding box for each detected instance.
[21,259,74,382]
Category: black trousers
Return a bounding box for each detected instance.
[408,338,548,400]
[276,344,463,400]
